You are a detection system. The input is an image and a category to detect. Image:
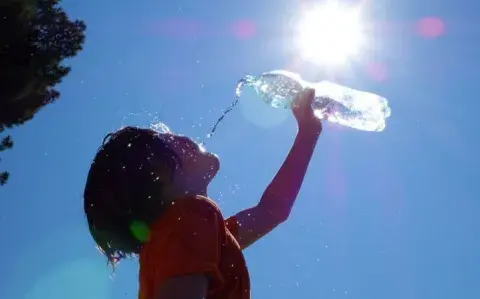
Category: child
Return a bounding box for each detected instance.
[84,89,322,299]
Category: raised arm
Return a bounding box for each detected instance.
[231,89,322,249]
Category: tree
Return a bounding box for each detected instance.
[0,0,86,185]
[0,136,13,185]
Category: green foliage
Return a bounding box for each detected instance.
[0,136,13,185]
[0,0,86,185]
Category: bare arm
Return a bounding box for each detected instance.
[155,274,208,299]
[232,89,322,249]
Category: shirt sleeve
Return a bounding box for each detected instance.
[146,198,225,291]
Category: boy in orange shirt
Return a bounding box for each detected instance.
[84,89,322,299]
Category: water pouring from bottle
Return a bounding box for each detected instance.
[203,70,391,144]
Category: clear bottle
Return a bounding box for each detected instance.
[236,70,391,132]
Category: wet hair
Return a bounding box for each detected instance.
[83,126,181,266]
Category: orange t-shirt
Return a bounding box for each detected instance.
[138,196,250,299]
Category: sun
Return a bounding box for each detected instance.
[295,1,366,66]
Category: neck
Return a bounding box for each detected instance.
[184,187,207,197]
[168,186,207,200]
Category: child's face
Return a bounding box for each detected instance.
[161,133,219,191]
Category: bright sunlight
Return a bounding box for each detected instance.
[295,1,366,66]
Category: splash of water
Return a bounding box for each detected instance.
[150,122,171,134]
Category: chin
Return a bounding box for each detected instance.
[210,154,220,173]
[205,158,220,182]
[189,151,219,184]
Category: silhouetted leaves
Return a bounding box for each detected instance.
[0,0,86,185]
[0,172,9,186]
[0,136,13,152]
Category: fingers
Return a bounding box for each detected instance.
[299,88,315,106]
[302,88,315,102]
[294,88,315,108]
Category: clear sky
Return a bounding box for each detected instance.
[1,0,479,299]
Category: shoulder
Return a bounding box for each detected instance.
[169,195,223,218]
[149,195,225,236]
[189,195,223,217]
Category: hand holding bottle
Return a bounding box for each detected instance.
[293,88,322,134]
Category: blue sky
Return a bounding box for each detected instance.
[0,0,479,298]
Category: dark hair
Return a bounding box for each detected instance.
[84,126,180,266]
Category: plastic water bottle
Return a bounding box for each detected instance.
[204,70,391,142]
[236,70,391,132]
